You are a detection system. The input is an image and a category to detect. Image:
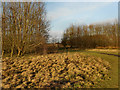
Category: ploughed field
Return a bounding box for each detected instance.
[2,52,111,88]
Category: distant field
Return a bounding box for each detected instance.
[87,49,119,55]
[87,49,119,52]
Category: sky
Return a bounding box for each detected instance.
[46,2,118,42]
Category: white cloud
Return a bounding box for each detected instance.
[49,30,63,38]
[91,18,117,25]
[49,30,63,42]
[47,7,72,21]
[47,2,112,21]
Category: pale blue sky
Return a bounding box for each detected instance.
[46,2,118,42]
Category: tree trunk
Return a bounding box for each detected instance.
[43,44,47,55]
[11,42,14,57]
[2,50,4,57]
[11,48,13,57]
[17,48,21,56]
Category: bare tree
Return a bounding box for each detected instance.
[2,2,50,57]
[61,20,118,49]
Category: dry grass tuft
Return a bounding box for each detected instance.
[2,52,111,88]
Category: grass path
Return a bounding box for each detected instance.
[86,50,119,57]
[71,50,118,88]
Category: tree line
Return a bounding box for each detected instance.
[2,2,50,57]
[1,2,118,57]
[61,20,118,49]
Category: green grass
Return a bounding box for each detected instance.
[67,49,118,88]
[88,50,118,56]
